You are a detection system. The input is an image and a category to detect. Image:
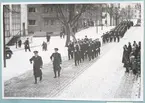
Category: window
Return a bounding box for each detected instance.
[44,7,49,13]
[50,7,53,12]
[51,20,54,25]
[44,19,49,26]
[28,20,36,25]
[28,7,36,12]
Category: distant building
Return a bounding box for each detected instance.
[3,4,28,44]
[27,4,101,37]
[120,3,141,24]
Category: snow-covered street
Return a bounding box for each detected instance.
[3,26,143,101]
[57,26,143,100]
[3,26,114,81]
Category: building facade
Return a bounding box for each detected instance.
[3,4,28,43]
[27,4,102,36]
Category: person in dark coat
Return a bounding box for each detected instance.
[88,43,92,61]
[68,41,74,60]
[24,38,31,52]
[42,41,47,51]
[122,45,129,67]
[18,39,22,48]
[15,38,18,48]
[30,51,43,84]
[74,44,81,66]
[50,48,62,78]
[46,34,51,42]
[97,40,101,55]
[116,32,120,42]
[84,35,89,42]
[80,42,85,62]
[84,41,88,59]
[128,42,132,55]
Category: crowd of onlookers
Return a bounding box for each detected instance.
[122,41,141,76]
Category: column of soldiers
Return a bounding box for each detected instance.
[102,21,134,44]
[67,36,101,66]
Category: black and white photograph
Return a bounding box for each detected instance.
[1,1,144,101]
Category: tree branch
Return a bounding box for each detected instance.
[70,5,88,27]
[55,6,66,25]
[55,5,67,25]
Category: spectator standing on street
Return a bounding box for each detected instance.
[46,34,51,42]
[16,39,18,48]
[18,39,22,48]
[24,38,31,52]
[30,51,43,84]
[42,41,47,51]
[127,42,132,55]
[50,48,62,78]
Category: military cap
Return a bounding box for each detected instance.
[54,48,58,51]
[33,51,38,54]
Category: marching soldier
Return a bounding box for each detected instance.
[94,40,98,57]
[91,41,96,59]
[68,41,74,60]
[96,39,101,56]
[84,41,88,59]
[113,34,116,42]
[88,42,92,61]
[116,32,120,42]
[50,48,62,78]
[74,43,80,66]
[30,51,43,84]
[18,39,22,48]
[80,42,85,62]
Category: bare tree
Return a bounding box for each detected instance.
[54,4,90,46]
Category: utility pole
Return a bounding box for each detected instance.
[3,5,6,67]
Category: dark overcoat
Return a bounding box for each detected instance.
[50,52,62,71]
[122,48,129,64]
[30,56,43,77]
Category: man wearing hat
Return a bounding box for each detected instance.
[30,51,43,84]
[50,48,62,78]
[24,38,31,52]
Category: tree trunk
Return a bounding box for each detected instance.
[65,23,77,47]
[110,15,112,26]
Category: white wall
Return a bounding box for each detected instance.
[21,4,28,35]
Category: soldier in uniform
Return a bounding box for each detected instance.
[24,38,31,52]
[80,42,85,62]
[98,40,101,55]
[18,39,22,48]
[84,41,88,59]
[50,48,62,78]
[30,51,43,84]
[68,41,74,60]
[74,43,80,66]
[116,32,120,42]
[88,42,92,61]
[46,34,51,42]
[94,40,97,58]
[114,32,116,42]
[92,41,97,59]
[84,35,89,41]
